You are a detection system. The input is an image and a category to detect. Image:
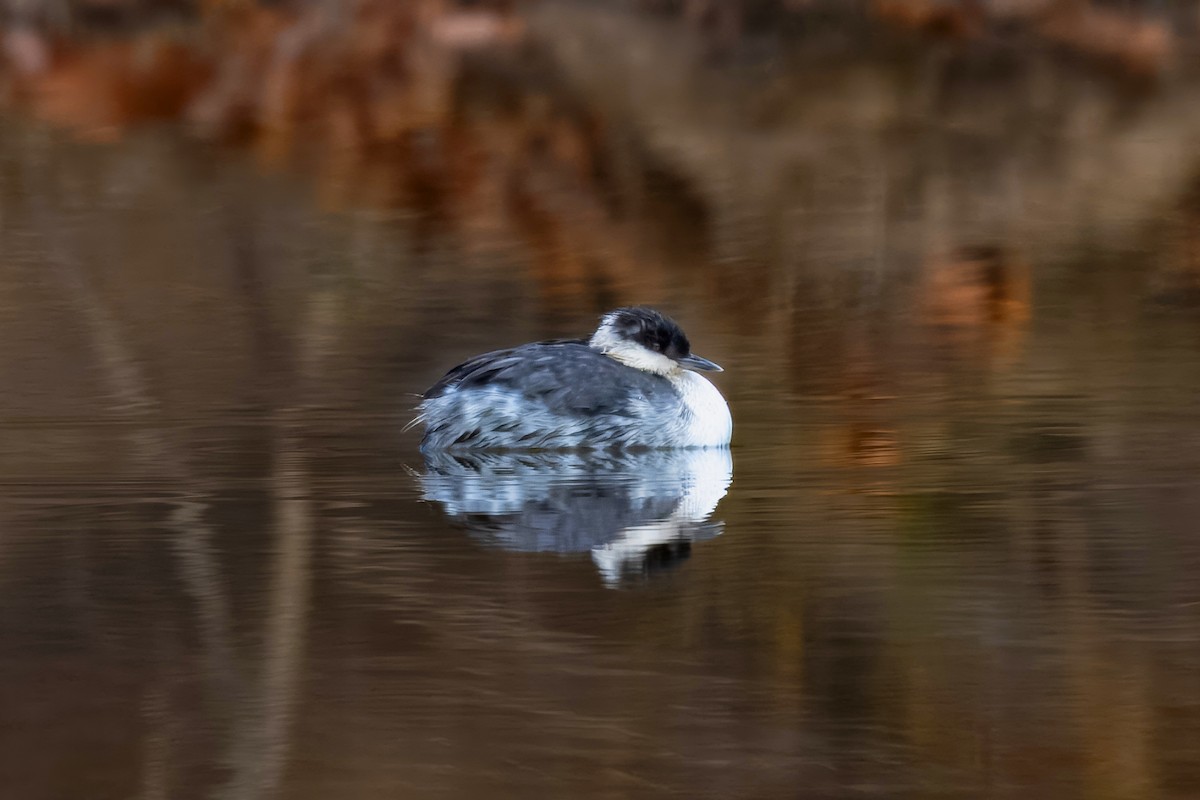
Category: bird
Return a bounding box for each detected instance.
[413,307,732,451]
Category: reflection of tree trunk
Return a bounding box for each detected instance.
[140,678,171,800]
[26,143,327,796]
[224,410,312,800]
[22,146,240,700]
[219,200,325,800]
[20,139,245,796]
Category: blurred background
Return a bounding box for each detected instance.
[3,1,1200,798]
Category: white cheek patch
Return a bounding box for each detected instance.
[590,319,678,376]
[601,342,677,375]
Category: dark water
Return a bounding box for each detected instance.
[3,110,1200,800]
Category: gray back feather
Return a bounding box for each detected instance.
[419,340,685,451]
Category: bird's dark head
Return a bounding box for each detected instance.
[589,307,722,375]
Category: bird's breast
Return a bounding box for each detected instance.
[669,371,733,447]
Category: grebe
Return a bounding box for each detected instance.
[415,307,732,451]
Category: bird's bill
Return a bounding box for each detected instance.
[675,353,723,372]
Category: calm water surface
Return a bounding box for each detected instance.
[3,119,1200,800]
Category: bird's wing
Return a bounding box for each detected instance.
[423,340,667,417]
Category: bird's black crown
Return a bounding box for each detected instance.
[603,307,692,359]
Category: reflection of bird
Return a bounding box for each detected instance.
[419,448,733,587]
[413,308,732,451]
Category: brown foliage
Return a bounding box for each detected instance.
[920,244,1031,360]
[4,32,210,140]
[871,0,985,40]
[1036,3,1172,77]
[0,1,673,309]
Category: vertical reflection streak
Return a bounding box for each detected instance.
[224,410,312,800]
[219,199,326,799]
